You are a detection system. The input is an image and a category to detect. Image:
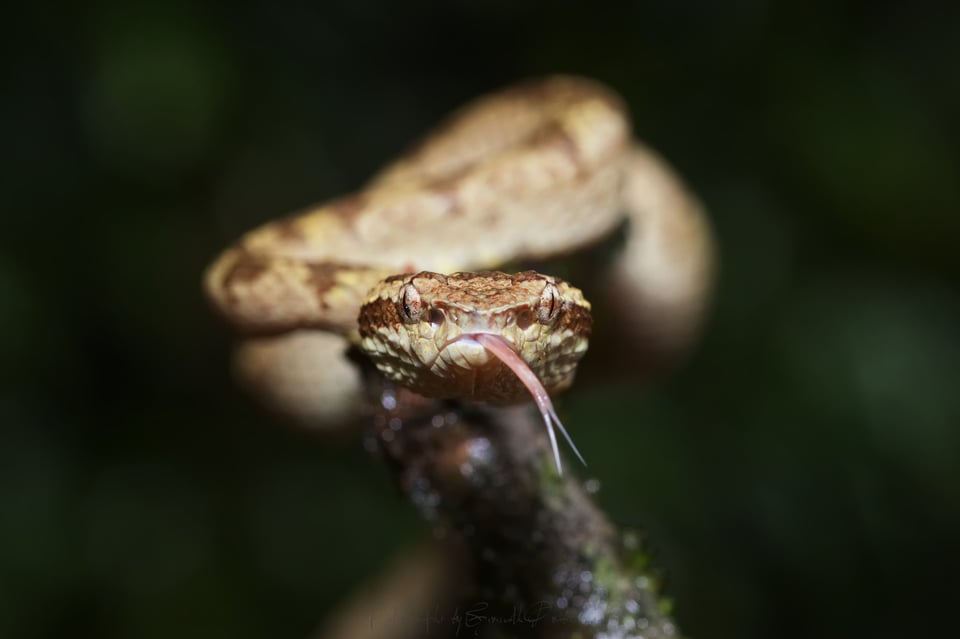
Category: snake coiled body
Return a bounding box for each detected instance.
[204,76,713,472]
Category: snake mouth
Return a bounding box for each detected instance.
[450,332,585,475]
[425,331,500,371]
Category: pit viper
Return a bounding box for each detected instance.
[204,76,713,473]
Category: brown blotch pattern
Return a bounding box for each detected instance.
[222,253,269,288]
[270,218,307,244]
[358,296,402,338]
[330,193,371,222]
[306,262,344,298]
[557,301,593,339]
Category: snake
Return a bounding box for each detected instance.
[204,76,713,474]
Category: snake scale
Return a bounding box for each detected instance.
[204,76,713,473]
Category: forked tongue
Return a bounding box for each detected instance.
[471,333,586,475]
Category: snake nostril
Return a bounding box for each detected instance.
[516,310,535,331]
[429,308,445,328]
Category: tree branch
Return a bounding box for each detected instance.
[364,379,683,639]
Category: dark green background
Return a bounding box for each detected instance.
[3,2,958,638]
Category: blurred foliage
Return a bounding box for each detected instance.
[2,1,958,638]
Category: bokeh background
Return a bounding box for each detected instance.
[3,2,958,638]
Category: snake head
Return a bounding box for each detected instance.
[358,270,591,402]
[358,270,592,474]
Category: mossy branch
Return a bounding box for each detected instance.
[340,378,683,639]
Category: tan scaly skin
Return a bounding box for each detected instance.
[204,76,714,474]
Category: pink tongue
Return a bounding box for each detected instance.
[471,333,586,475]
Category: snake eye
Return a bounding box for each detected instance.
[398,283,423,323]
[536,282,562,324]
